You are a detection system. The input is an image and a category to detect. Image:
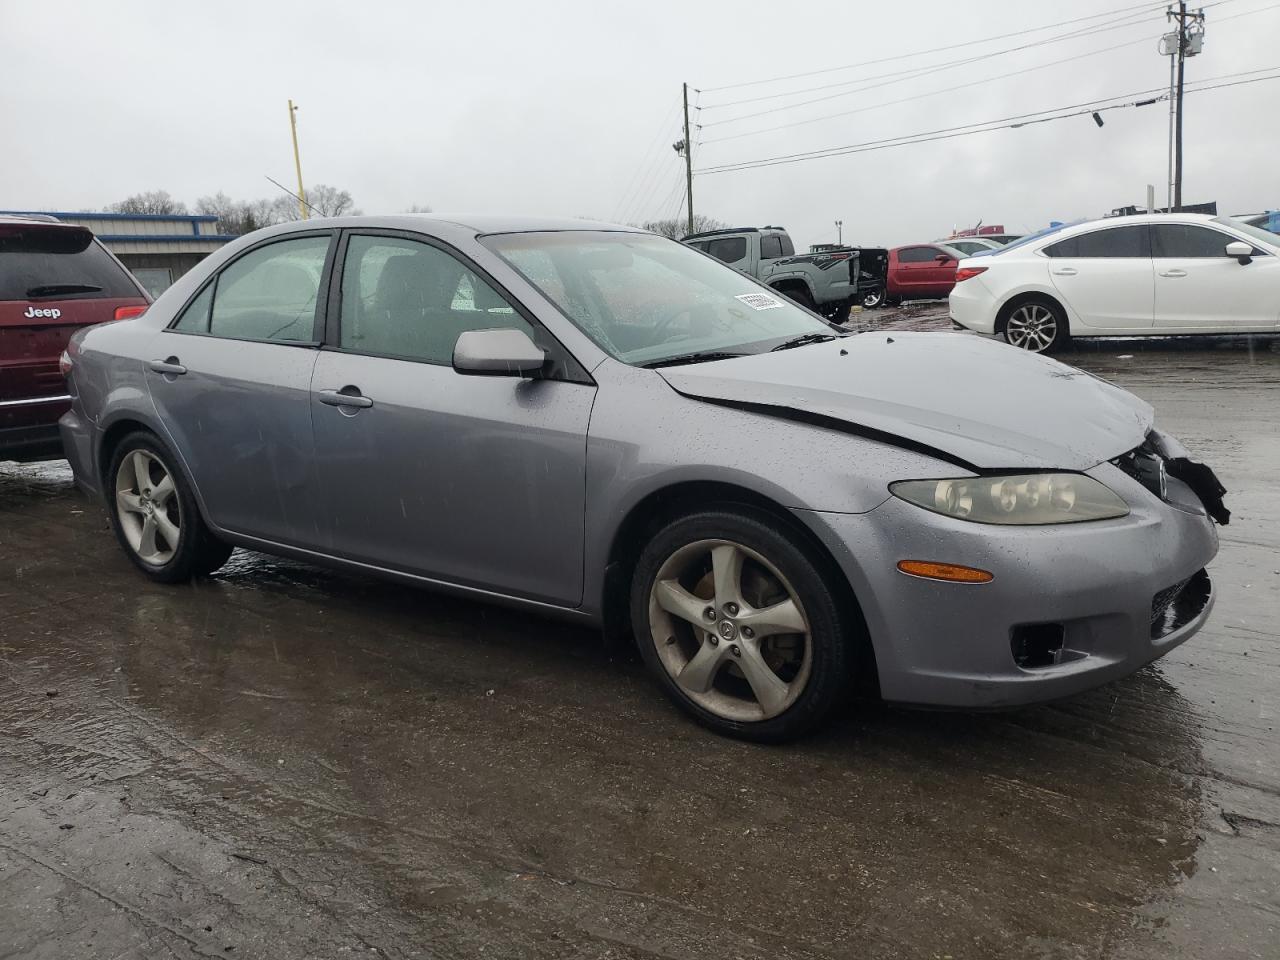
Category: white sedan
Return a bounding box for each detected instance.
[949,213,1280,352]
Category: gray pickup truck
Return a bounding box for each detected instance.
[682,226,861,321]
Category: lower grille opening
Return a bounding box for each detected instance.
[1011,623,1066,669]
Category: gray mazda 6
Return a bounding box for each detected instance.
[58,216,1227,741]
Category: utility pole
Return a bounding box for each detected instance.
[835,220,843,245]
[287,99,309,220]
[682,83,694,235]
[1165,4,1205,211]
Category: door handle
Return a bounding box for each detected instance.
[318,388,373,409]
[1159,269,1188,278]
[147,357,187,376]
[1050,267,1078,276]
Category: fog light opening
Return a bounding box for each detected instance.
[1011,623,1066,669]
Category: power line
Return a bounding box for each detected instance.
[698,6,1164,114]
[696,0,1168,93]
[613,98,682,222]
[703,32,1161,144]
[697,1,1280,148]
[694,70,1280,175]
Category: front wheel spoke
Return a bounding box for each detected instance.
[737,644,791,716]
[154,511,180,550]
[138,516,159,557]
[655,579,709,628]
[131,452,152,493]
[711,544,745,608]
[151,474,175,506]
[737,598,806,638]
[676,640,727,694]
[116,491,144,515]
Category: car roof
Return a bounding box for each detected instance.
[262,214,648,237]
[0,213,71,227]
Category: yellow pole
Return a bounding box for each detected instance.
[288,99,308,220]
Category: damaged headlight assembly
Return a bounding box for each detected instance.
[890,474,1130,525]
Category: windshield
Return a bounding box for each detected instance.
[481,231,832,366]
[1213,216,1280,247]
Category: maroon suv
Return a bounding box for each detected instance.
[1,216,150,461]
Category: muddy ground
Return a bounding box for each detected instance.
[1,314,1277,959]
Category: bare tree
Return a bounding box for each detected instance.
[272,183,359,220]
[637,214,726,240]
[196,192,282,236]
[107,190,188,215]
[405,203,433,214]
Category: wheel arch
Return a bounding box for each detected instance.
[601,479,880,697]
[97,414,215,529]
[994,288,1070,336]
[767,277,815,300]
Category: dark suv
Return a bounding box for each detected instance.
[1,216,150,461]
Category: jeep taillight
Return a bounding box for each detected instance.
[954,267,988,282]
[115,304,148,321]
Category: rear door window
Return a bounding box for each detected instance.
[179,235,330,342]
[760,235,783,259]
[1151,224,1240,258]
[706,237,747,264]
[1045,225,1150,258]
[0,225,140,301]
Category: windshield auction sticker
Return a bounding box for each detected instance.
[735,293,783,311]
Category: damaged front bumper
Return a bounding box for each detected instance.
[793,438,1224,710]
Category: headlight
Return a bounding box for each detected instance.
[890,474,1129,525]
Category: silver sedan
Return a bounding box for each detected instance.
[59,216,1225,741]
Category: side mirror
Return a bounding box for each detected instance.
[453,328,546,377]
[934,253,952,263]
[1225,240,1254,264]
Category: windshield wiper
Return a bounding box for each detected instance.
[26,283,104,298]
[642,351,747,369]
[769,332,840,352]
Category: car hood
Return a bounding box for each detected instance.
[657,333,1153,471]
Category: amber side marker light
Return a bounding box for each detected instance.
[897,560,994,584]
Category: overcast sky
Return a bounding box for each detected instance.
[3,0,1277,248]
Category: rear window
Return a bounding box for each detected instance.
[0,225,141,301]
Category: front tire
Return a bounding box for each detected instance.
[630,509,853,742]
[1002,298,1069,353]
[106,431,233,583]
[861,286,885,309]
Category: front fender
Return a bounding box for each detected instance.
[580,360,959,617]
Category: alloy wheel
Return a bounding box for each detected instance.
[647,539,812,723]
[115,450,182,565]
[1005,303,1058,352]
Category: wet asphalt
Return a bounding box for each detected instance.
[1,314,1277,959]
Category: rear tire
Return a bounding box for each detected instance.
[630,509,853,743]
[1001,298,1069,353]
[106,431,233,583]
[861,287,885,309]
[778,286,816,311]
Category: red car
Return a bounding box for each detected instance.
[882,243,964,304]
[1,216,149,461]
